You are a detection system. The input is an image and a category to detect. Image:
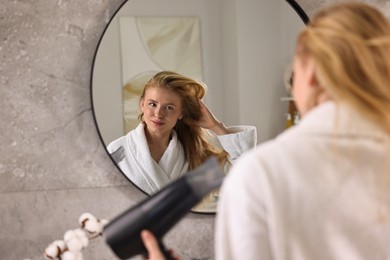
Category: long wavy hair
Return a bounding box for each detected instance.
[138,71,228,169]
[296,2,390,136]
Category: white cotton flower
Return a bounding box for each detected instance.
[97,219,107,233]
[44,244,60,259]
[75,230,89,247]
[61,251,76,260]
[64,229,89,252]
[95,219,109,235]
[44,240,66,259]
[84,218,99,234]
[64,229,77,242]
[72,229,88,247]
[100,219,109,226]
[79,212,100,234]
[92,222,103,234]
[76,251,84,260]
[61,250,83,260]
[52,240,66,251]
[78,213,97,226]
[66,237,83,252]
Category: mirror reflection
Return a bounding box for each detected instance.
[91,0,307,213]
[106,70,257,212]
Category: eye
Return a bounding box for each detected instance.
[148,102,157,107]
[165,106,174,111]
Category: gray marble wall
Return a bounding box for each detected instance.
[0,0,386,259]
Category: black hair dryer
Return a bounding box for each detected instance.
[103,156,224,259]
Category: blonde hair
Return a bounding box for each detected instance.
[139,71,228,169]
[297,2,390,135]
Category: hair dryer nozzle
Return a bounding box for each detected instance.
[185,155,224,198]
[103,156,224,259]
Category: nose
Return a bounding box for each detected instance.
[155,107,164,119]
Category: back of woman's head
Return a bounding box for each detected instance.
[297,2,390,134]
[140,71,228,169]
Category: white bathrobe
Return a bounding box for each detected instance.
[216,101,390,260]
[107,123,257,195]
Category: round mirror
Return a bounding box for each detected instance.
[91,0,308,212]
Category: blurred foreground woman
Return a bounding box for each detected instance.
[216,2,390,259]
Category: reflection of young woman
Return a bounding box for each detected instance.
[107,71,257,199]
[141,2,390,259]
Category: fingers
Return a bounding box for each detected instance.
[141,230,166,260]
[197,99,206,112]
[198,100,214,119]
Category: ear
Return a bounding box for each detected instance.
[140,98,145,112]
[178,113,183,120]
[306,58,319,89]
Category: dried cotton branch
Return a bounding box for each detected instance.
[44,213,109,260]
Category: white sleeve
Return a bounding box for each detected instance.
[215,152,272,260]
[106,136,123,154]
[217,125,257,159]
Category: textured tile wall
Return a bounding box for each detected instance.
[0,0,386,259]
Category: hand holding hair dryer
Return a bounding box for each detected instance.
[103,156,224,260]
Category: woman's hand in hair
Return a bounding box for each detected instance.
[195,100,229,135]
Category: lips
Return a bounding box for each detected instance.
[151,120,164,126]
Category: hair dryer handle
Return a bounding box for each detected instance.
[158,240,175,260]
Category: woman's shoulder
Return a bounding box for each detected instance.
[106,128,137,152]
[106,135,126,153]
[226,129,300,178]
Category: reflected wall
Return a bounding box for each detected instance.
[119,16,203,132]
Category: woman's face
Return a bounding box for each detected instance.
[140,86,183,136]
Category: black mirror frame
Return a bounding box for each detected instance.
[285,0,310,24]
